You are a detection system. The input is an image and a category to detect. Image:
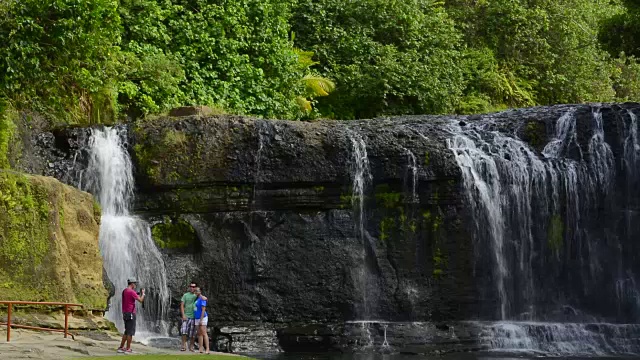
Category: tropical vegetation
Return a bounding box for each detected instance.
[0,0,639,124]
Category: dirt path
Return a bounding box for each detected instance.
[0,328,242,359]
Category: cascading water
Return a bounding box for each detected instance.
[478,322,640,356]
[252,120,267,209]
[447,106,640,354]
[447,129,542,319]
[403,148,418,203]
[349,131,371,241]
[347,130,377,321]
[82,127,170,339]
[622,110,640,194]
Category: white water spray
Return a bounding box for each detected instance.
[446,108,618,320]
[347,130,376,320]
[404,148,418,203]
[83,127,170,338]
[542,109,580,159]
[477,321,640,356]
[349,131,371,240]
[623,110,640,188]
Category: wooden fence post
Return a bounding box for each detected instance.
[7,303,12,342]
[64,305,69,339]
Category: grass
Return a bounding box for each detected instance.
[82,356,254,359]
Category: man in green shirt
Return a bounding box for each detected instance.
[180,282,198,351]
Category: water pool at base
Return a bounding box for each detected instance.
[249,354,640,360]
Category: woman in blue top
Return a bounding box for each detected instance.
[194,287,209,354]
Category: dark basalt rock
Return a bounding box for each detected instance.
[19,103,640,354]
[128,114,475,325]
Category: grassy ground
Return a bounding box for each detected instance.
[82,356,255,360]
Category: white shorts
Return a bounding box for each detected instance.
[195,316,208,326]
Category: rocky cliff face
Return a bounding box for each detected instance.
[0,171,107,309]
[129,115,475,324]
[20,103,640,354]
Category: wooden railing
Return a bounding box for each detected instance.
[0,301,84,342]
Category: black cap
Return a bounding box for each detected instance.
[127,279,138,285]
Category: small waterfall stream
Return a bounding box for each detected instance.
[82,127,170,339]
[349,130,371,242]
[403,148,418,203]
[347,130,377,322]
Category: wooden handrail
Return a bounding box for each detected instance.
[0,301,83,306]
[0,300,84,342]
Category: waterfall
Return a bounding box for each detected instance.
[587,108,615,192]
[347,130,376,320]
[403,148,418,203]
[477,322,640,356]
[448,131,522,319]
[623,110,640,193]
[447,107,624,320]
[252,120,267,209]
[542,109,580,159]
[82,127,170,338]
[349,131,371,241]
[445,105,640,355]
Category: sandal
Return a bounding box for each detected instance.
[180,348,186,351]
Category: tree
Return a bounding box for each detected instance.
[118,0,304,119]
[292,0,467,119]
[600,0,640,58]
[447,0,620,112]
[0,0,121,123]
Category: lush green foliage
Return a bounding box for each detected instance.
[0,0,639,122]
[294,48,336,115]
[600,0,640,100]
[292,0,466,118]
[447,0,625,112]
[118,0,304,118]
[600,0,640,58]
[0,0,121,123]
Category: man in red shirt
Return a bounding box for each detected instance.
[117,279,145,354]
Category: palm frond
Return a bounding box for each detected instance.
[296,96,312,112]
[295,49,319,69]
[303,75,336,97]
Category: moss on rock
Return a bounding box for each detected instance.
[0,105,18,169]
[0,171,108,309]
[548,214,564,253]
[151,216,199,250]
[523,120,546,148]
[131,118,236,186]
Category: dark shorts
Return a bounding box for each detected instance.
[123,312,136,336]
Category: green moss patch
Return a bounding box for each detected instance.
[374,184,403,209]
[0,105,18,169]
[548,214,564,253]
[523,120,545,148]
[132,119,236,186]
[152,216,199,250]
[0,171,50,281]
